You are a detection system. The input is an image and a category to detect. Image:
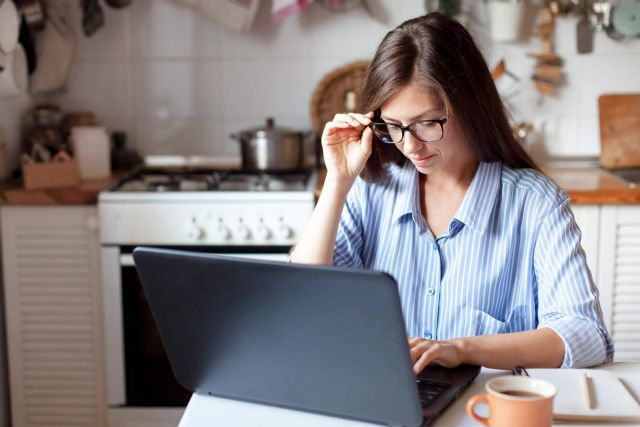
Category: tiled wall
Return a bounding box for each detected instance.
[0,0,639,171]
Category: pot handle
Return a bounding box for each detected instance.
[230,132,240,141]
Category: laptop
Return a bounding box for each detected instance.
[133,247,480,427]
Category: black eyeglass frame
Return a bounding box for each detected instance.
[367,117,448,144]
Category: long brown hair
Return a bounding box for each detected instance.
[360,12,539,181]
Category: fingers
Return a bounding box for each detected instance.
[409,338,436,363]
[332,112,372,127]
[360,126,373,158]
[322,111,374,141]
[410,341,428,362]
[324,121,350,135]
[414,347,437,374]
[349,112,372,126]
[408,337,422,346]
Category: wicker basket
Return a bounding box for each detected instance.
[310,60,371,135]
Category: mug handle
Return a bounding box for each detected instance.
[466,393,490,426]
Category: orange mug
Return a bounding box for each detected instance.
[466,375,556,427]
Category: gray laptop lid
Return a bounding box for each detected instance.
[133,247,423,427]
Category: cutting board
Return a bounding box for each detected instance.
[599,94,640,169]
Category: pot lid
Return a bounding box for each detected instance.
[240,118,301,138]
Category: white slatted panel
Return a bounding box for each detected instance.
[612,217,640,362]
[1,207,107,427]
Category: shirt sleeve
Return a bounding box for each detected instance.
[332,179,365,269]
[534,197,614,368]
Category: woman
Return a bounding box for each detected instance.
[290,13,612,372]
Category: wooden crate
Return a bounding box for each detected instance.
[22,160,80,190]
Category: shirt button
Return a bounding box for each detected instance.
[427,288,436,296]
[432,243,437,250]
[425,333,433,340]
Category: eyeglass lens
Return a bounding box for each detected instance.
[371,121,444,144]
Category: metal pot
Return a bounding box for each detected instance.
[231,118,305,171]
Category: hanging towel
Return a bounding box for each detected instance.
[272,0,313,23]
[30,0,76,93]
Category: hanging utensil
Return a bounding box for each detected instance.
[0,0,20,54]
[81,0,104,36]
[19,0,46,32]
[611,0,640,38]
[576,0,594,53]
[104,0,132,8]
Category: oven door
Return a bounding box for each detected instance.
[102,245,291,407]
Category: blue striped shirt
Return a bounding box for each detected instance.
[333,161,613,368]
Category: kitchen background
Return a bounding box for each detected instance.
[0,1,639,427]
[0,0,639,171]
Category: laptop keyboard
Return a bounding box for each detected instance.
[416,378,450,408]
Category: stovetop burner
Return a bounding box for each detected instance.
[111,168,312,193]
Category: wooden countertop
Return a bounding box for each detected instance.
[0,173,125,206]
[543,165,640,204]
[315,163,640,205]
[4,163,638,206]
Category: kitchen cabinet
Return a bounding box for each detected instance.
[597,206,640,362]
[572,204,640,362]
[0,206,107,427]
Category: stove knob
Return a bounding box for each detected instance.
[215,220,231,241]
[188,219,206,240]
[235,219,251,240]
[255,219,271,240]
[275,218,292,240]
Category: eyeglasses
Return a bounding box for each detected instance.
[368,117,447,144]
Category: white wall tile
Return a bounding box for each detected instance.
[221,60,312,119]
[579,115,601,156]
[0,94,32,170]
[44,60,134,118]
[579,56,640,117]
[131,0,223,59]
[72,1,133,59]
[540,115,581,157]
[134,60,223,119]
[218,0,311,60]
[1,0,640,168]
[593,32,640,54]
[306,5,389,58]
[135,118,225,155]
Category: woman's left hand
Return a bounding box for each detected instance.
[408,337,465,374]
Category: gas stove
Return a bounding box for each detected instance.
[98,157,317,246]
[107,169,312,193]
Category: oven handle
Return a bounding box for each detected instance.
[119,252,290,266]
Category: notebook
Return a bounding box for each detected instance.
[527,368,640,423]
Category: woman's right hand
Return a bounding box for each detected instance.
[321,111,374,185]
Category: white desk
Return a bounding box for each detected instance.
[178,363,640,427]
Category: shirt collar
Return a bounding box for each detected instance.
[392,164,420,224]
[453,161,502,235]
[391,161,502,236]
